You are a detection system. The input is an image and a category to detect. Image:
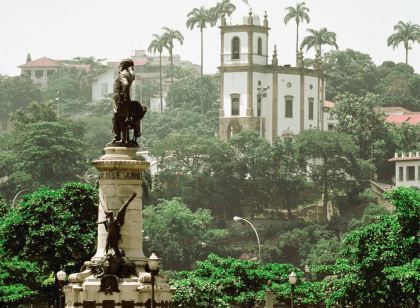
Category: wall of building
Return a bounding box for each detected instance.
[303,76,319,130]
[252,72,272,140]
[223,32,248,65]
[22,68,58,89]
[92,69,115,102]
[394,154,420,188]
[277,73,301,136]
[252,33,268,65]
[223,71,248,117]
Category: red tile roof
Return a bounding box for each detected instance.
[18,57,61,68]
[134,59,147,66]
[374,106,411,115]
[388,156,420,162]
[386,114,420,125]
[324,100,335,109]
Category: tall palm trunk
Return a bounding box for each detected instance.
[405,43,409,65]
[200,27,204,114]
[159,52,163,113]
[296,21,299,65]
[322,159,328,223]
[170,48,174,108]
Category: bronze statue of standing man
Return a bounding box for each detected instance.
[112,58,136,143]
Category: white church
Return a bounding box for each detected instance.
[218,11,334,143]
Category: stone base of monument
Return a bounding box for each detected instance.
[63,146,173,308]
[64,276,173,307]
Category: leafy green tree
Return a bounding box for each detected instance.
[389,122,420,152]
[300,27,338,57]
[387,21,420,65]
[186,6,217,114]
[151,133,239,220]
[296,130,372,223]
[79,113,113,160]
[284,2,310,58]
[0,102,88,200]
[143,198,213,270]
[162,27,184,107]
[172,254,298,307]
[45,74,79,101]
[228,131,273,218]
[271,139,313,218]
[0,256,43,307]
[142,107,217,149]
[348,203,390,230]
[330,93,394,179]
[330,187,420,306]
[167,74,219,114]
[148,33,167,112]
[276,224,338,265]
[0,183,97,305]
[133,78,159,107]
[322,49,378,100]
[374,62,420,111]
[0,75,42,119]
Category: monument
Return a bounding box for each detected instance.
[63,59,172,308]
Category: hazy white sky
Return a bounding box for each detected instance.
[1,0,419,76]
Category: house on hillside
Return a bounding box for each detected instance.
[18,56,61,88]
[374,106,420,126]
[18,55,90,89]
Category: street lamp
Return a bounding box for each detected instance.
[256,85,270,138]
[148,252,161,308]
[288,271,297,308]
[56,269,66,308]
[233,216,261,261]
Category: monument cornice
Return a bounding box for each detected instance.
[92,160,150,171]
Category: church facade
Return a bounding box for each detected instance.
[218,12,328,143]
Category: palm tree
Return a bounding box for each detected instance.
[387,21,420,65]
[214,0,236,21]
[300,27,338,57]
[284,2,310,61]
[148,34,166,113]
[186,7,217,114]
[162,27,184,108]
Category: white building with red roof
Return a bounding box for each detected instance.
[18,56,61,88]
[18,55,91,89]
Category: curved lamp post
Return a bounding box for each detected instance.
[233,216,261,261]
[148,252,161,308]
[288,271,297,308]
[56,270,66,308]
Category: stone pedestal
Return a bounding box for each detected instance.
[64,146,173,308]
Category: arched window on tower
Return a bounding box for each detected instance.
[257,37,262,55]
[231,93,240,116]
[232,37,240,60]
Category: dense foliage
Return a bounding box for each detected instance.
[0,183,97,306]
[143,198,213,270]
[328,187,419,306]
[0,102,89,200]
[171,187,419,307]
